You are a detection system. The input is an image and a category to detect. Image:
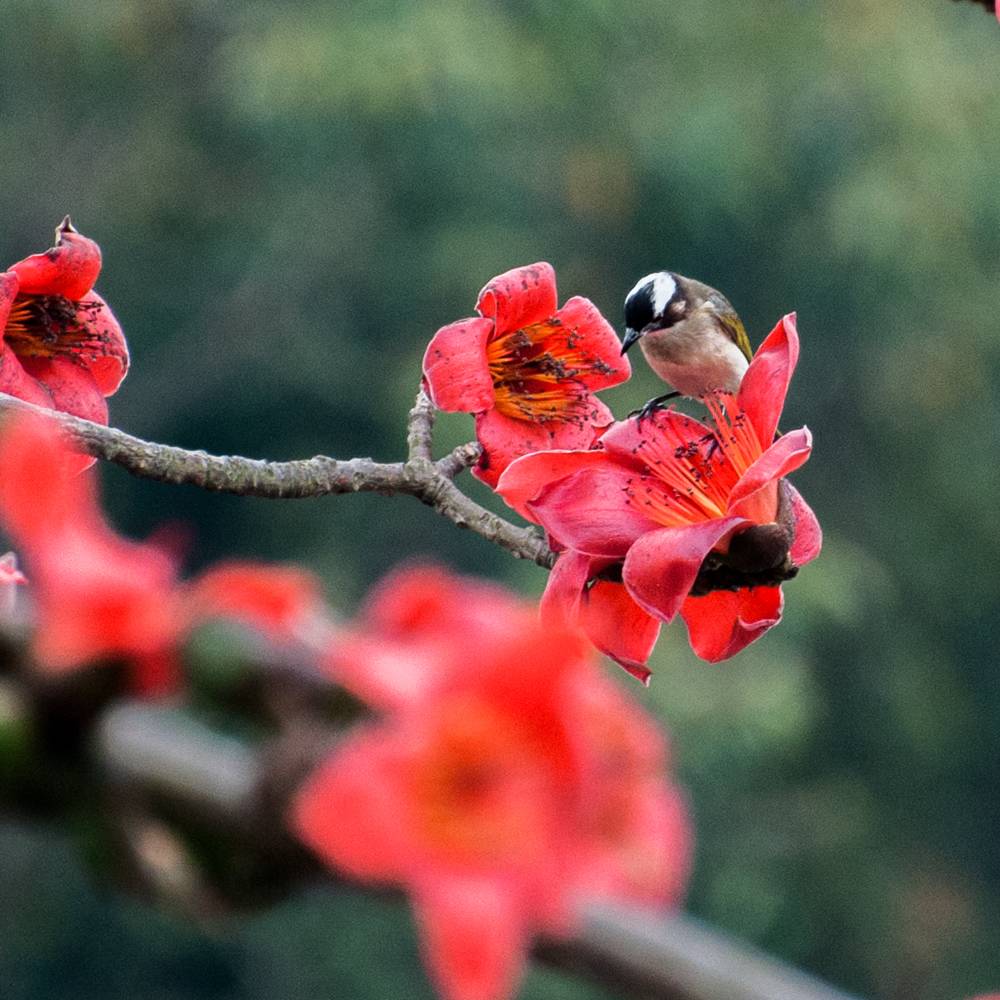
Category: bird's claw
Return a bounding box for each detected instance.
[629,392,680,424]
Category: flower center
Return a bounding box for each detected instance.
[486,319,606,423]
[3,293,102,361]
[625,394,770,528]
[413,699,550,862]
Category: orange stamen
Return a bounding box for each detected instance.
[625,394,769,529]
[486,319,612,423]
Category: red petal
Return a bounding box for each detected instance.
[0,415,94,543]
[600,409,713,467]
[582,579,660,684]
[290,729,413,882]
[0,344,54,408]
[738,313,799,445]
[621,516,747,624]
[190,561,326,641]
[475,262,558,332]
[0,272,54,408]
[413,876,529,1000]
[538,550,591,625]
[472,405,610,490]
[74,292,129,396]
[21,357,109,425]
[552,296,631,390]
[0,269,18,325]
[423,317,495,413]
[526,464,659,557]
[728,427,812,517]
[497,450,610,521]
[680,586,784,662]
[785,482,822,566]
[10,220,102,300]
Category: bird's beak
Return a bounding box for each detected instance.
[620,327,641,355]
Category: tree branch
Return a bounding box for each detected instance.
[0,393,555,568]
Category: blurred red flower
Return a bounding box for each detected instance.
[0,415,184,694]
[294,566,691,1000]
[0,219,129,468]
[498,315,821,672]
[422,263,629,487]
[189,560,332,648]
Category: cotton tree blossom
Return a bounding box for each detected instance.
[189,561,334,649]
[422,263,629,487]
[498,315,821,675]
[0,415,183,694]
[294,566,691,1000]
[0,218,128,469]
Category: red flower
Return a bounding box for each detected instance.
[0,219,128,468]
[0,415,184,695]
[294,566,691,1000]
[497,315,821,673]
[189,561,332,648]
[422,263,630,487]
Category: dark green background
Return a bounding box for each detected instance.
[1,2,998,997]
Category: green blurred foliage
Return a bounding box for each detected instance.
[1,1,999,997]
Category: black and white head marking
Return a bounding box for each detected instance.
[624,271,684,333]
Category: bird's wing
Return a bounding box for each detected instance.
[719,312,754,363]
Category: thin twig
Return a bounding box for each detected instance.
[0,392,555,568]
[406,387,436,462]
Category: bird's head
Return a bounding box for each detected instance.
[621,271,743,355]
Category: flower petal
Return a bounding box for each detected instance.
[20,357,109,425]
[680,585,784,662]
[74,292,130,396]
[0,414,94,543]
[475,262,558,332]
[785,481,822,567]
[738,313,799,445]
[423,317,495,413]
[10,220,102,300]
[728,427,812,517]
[582,579,660,684]
[497,450,610,521]
[539,550,591,625]
[413,875,529,1000]
[0,344,54,408]
[622,516,748,624]
[190,561,326,642]
[552,296,631,390]
[527,464,660,556]
[599,409,713,468]
[291,727,413,882]
[472,403,611,490]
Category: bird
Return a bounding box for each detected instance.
[621,271,753,420]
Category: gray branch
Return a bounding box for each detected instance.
[0,392,555,569]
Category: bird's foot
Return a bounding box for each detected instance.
[630,391,680,424]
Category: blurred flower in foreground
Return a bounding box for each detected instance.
[0,415,184,694]
[189,560,334,649]
[0,218,128,468]
[293,565,691,1000]
[498,315,821,676]
[422,263,629,487]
